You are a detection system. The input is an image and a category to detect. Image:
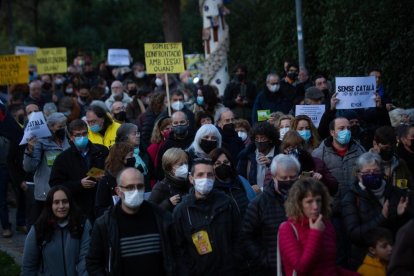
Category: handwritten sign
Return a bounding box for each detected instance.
[295,105,325,127]
[107,49,131,66]
[144,43,185,74]
[335,76,376,109]
[20,112,52,145]
[0,55,29,85]
[35,47,67,74]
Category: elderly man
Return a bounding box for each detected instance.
[24,81,48,109]
[111,101,127,124]
[105,80,132,110]
[173,158,241,275]
[86,167,175,275]
[240,154,300,276]
[216,108,244,160]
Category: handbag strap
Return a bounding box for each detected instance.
[277,222,299,276]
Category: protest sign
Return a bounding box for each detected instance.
[107,49,131,66]
[35,47,67,74]
[257,110,271,122]
[335,76,376,109]
[295,105,325,127]
[144,43,185,74]
[15,46,38,65]
[0,55,29,85]
[19,112,52,145]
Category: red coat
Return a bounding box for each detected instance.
[279,218,359,276]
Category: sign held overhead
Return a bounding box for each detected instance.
[144,43,185,74]
[335,76,376,109]
[0,55,29,85]
[35,47,67,74]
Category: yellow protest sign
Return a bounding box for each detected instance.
[35,47,67,74]
[144,43,185,74]
[0,55,29,85]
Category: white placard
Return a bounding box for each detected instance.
[107,49,131,66]
[335,76,376,109]
[295,105,326,128]
[15,46,38,56]
[19,112,52,145]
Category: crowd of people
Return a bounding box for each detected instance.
[0,57,414,275]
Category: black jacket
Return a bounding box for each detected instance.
[86,201,176,276]
[50,142,108,220]
[172,189,241,276]
[94,172,117,218]
[240,183,287,276]
[218,127,245,162]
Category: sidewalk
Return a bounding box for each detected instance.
[0,206,26,266]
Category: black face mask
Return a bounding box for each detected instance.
[125,157,136,168]
[42,83,52,91]
[322,89,330,97]
[215,164,232,180]
[379,147,394,161]
[17,114,25,125]
[350,125,361,138]
[114,111,126,122]
[222,123,235,136]
[361,173,384,190]
[172,125,188,138]
[55,128,66,140]
[287,72,298,81]
[128,89,137,97]
[255,141,271,152]
[200,139,217,154]
[277,180,295,198]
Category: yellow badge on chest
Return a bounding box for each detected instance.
[192,230,213,255]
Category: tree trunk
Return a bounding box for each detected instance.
[162,0,182,42]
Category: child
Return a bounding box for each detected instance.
[357,227,393,276]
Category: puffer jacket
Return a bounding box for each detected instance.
[240,182,287,276]
[87,120,120,148]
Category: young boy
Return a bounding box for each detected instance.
[357,227,393,276]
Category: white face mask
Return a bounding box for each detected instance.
[279,127,290,140]
[135,71,145,78]
[194,178,214,195]
[171,101,184,111]
[65,88,73,94]
[238,131,248,141]
[268,84,280,93]
[174,164,188,178]
[155,78,163,87]
[122,189,144,208]
[105,86,110,94]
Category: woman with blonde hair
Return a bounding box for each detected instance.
[278,178,357,276]
[290,115,321,151]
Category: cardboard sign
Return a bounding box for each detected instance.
[19,112,52,145]
[107,49,131,66]
[0,55,29,85]
[144,43,185,74]
[295,105,326,127]
[15,46,38,65]
[257,110,271,122]
[35,47,67,74]
[335,76,376,109]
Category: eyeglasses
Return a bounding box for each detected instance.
[72,131,88,138]
[119,184,144,192]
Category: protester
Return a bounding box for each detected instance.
[147,116,172,177]
[111,101,127,124]
[291,114,321,151]
[87,168,175,275]
[234,118,251,146]
[140,92,166,149]
[276,114,294,140]
[194,111,214,130]
[85,104,120,148]
[193,84,226,122]
[187,124,222,161]
[396,123,414,179]
[22,186,91,276]
[149,148,190,212]
[105,80,132,110]
[388,218,414,275]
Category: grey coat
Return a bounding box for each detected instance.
[23,136,70,201]
[22,220,91,276]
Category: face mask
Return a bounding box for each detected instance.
[187,77,193,84]
[276,179,295,198]
[335,129,351,145]
[174,164,188,179]
[171,101,184,111]
[55,128,66,140]
[113,93,123,101]
[255,141,271,152]
[268,84,280,93]
[379,147,394,161]
[287,72,298,81]
[279,127,289,140]
[114,111,127,122]
[172,125,188,137]
[74,136,88,149]
[215,164,232,180]
[125,157,136,168]
[350,125,361,138]
[222,123,235,135]
[105,86,110,94]
[90,123,102,133]
[196,96,204,105]
[194,178,214,195]
[298,129,312,142]
[135,71,145,79]
[123,189,144,208]
[128,89,137,96]
[54,78,63,85]
[155,78,163,87]
[361,173,384,190]
[238,131,248,141]
[200,139,218,154]
[65,88,73,94]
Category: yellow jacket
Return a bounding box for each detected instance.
[88,121,120,148]
[357,255,387,276]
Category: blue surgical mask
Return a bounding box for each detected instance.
[90,124,102,133]
[336,129,351,145]
[197,96,204,105]
[74,136,88,149]
[298,129,311,142]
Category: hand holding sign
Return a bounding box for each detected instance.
[19,112,52,145]
[335,76,376,109]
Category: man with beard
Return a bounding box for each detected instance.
[105,80,132,110]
